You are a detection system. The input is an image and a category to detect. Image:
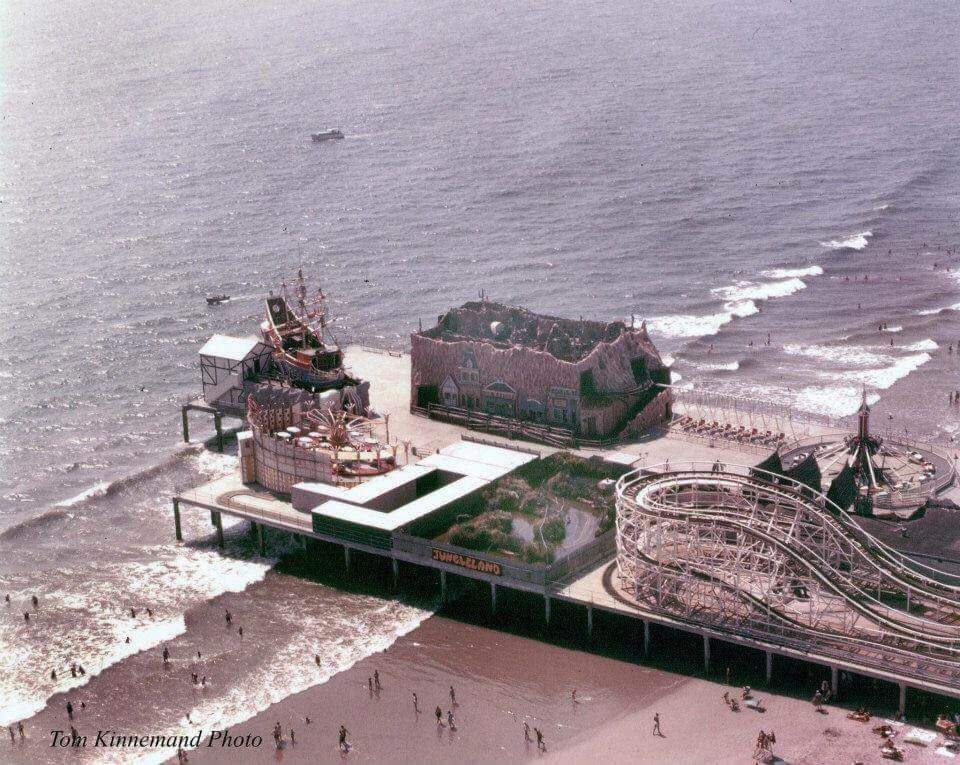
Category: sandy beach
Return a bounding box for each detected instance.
[7,551,956,765]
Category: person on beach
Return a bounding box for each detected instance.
[237,626,243,638]
[571,690,579,704]
[447,710,456,730]
[315,654,321,667]
[130,608,137,618]
[163,646,170,665]
[652,712,663,736]
[338,724,349,752]
[374,670,381,691]
[225,610,231,625]
[50,669,56,681]
[523,722,531,742]
[24,612,29,622]
[819,680,830,701]
[17,722,24,739]
[812,690,824,712]
[200,676,206,686]
[449,686,457,706]
[70,664,77,678]
[146,608,152,618]
[4,594,9,604]
[8,726,14,743]
[289,729,295,746]
[305,717,311,725]
[435,706,442,725]
[367,677,373,693]
[31,595,38,608]
[412,692,419,713]
[66,701,74,720]
[77,665,85,676]
[535,728,545,752]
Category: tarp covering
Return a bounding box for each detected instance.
[786,453,822,494]
[826,462,858,513]
[751,451,784,482]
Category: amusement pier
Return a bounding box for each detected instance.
[175,273,960,719]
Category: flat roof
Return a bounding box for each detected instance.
[313,476,488,531]
[341,464,436,505]
[199,334,263,361]
[603,450,641,466]
[438,441,537,470]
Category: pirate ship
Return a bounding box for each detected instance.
[260,269,353,392]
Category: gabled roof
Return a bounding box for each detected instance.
[199,334,262,361]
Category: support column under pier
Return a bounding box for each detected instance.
[898,683,907,718]
[173,500,182,542]
[392,558,399,590]
[256,523,265,557]
[765,651,773,684]
[214,413,223,453]
[586,602,594,638]
[490,582,497,615]
[181,407,190,443]
[830,666,838,698]
[212,511,224,549]
[440,570,447,604]
[703,635,711,674]
[544,595,551,625]
[344,546,352,571]
[643,620,651,657]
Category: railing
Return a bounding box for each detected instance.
[546,530,617,585]
[217,492,314,532]
[459,433,542,457]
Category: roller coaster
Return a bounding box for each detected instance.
[615,461,960,691]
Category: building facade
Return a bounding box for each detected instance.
[411,301,671,439]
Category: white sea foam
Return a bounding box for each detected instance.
[712,277,807,303]
[821,352,932,390]
[54,481,111,508]
[794,387,880,419]
[0,546,275,728]
[820,230,872,250]
[882,325,903,333]
[917,303,960,316]
[695,360,740,372]
[646,299,758,339]
[782,343,893,367]
[760,265,824,279]
[92,596,431,765]
[902,339,938,352]
[660,354,675,367]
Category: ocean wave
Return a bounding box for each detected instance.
[0,508,71,542]
[0,545,276,729]
[55,482,111,508]
[820,230,872,250]
[917,302,960,316]
[646,299,758,339]
[782,343,893,367]
[794,387,880,419]
[712,277,807,303]
[902,339,938,352]
[760,265,824,279]
[882,325,903,333]
[693,360,740,372]
[94,596,432,765]
[822,352,932,390]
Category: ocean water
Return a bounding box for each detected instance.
[2,0,960,740]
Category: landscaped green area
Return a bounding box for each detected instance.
[436,452,630,564]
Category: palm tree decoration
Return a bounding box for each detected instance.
[304,407,373,449]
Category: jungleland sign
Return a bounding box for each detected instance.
[431,548,502,576]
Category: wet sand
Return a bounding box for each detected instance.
[5,546,957,765]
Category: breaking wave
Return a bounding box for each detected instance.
[820,230,872,250]
[902,339,938,352]
[794,387,881,419]
[782,343,893,367]
[760,265,824,279]
[646,299,758,339]
[821,352,932,390]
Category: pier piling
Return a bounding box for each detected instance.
[344,546,352,571]
[440,570,447,603]
[703,635,711,673]
[213,511,224,549]
[214,413,223,453]
[173,499,182,542]
[643,620,651,657]
[586,602,594,638]
[181,407,190,443]
[765,651,773,684]
[544,595,551,625]
[490,582,497,615]
[392,558,400,589]
[256,523,265,556]
[830,665,838,698]
[898,683,907,717]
